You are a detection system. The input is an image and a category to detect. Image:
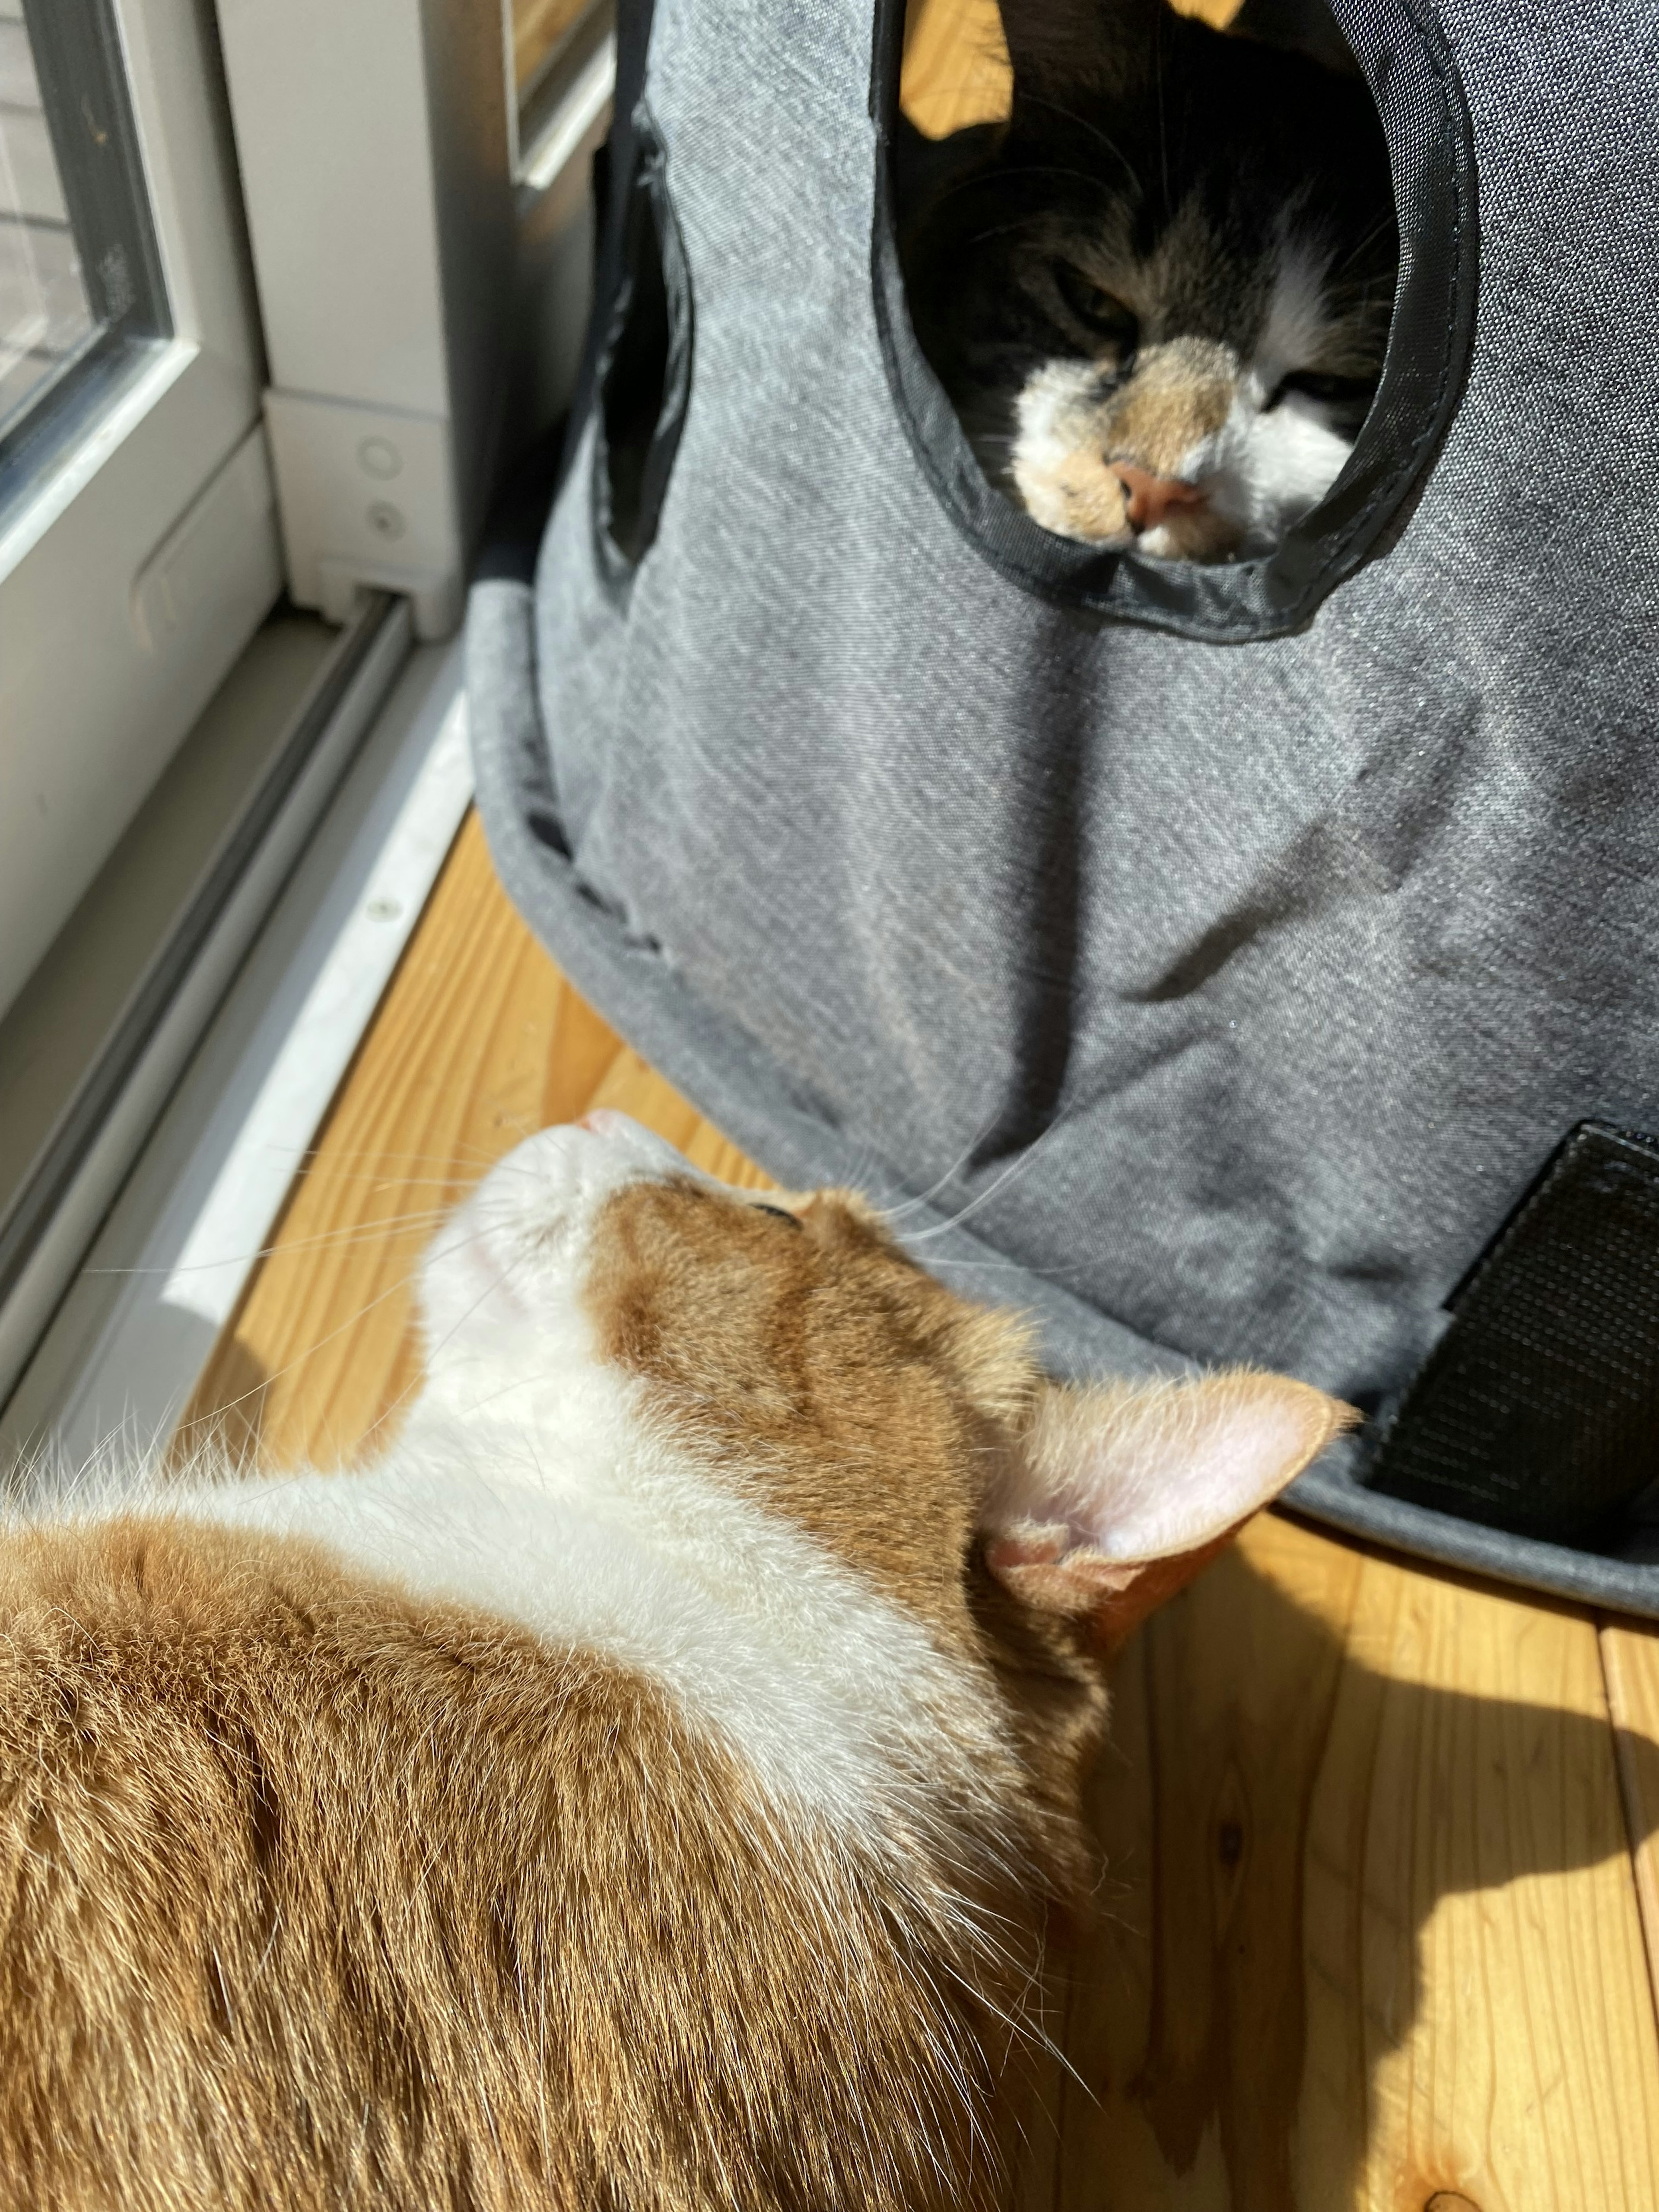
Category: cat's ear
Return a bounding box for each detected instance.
[997,0,1168,109]
[982,1371,1354,1651]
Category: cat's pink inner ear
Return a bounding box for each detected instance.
[983,1372,1354,1627]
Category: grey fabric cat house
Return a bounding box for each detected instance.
[466,0,1659,1611]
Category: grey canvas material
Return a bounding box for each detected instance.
[467,0,1659,1612]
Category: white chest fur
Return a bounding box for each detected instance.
[142,1380,1010,1854]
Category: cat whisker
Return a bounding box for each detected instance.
[81,1209,457,1277]
[349,1233,550,1452]
[244,1140,507,1172]
[926,1254,1095,1288]
[903,1115,1073,1245]
[878,1118,1008,1222]
[1011,93,1143,189]
[960,216,1065,250]
[1333,211,1399,270]
[165,1221,501,1446]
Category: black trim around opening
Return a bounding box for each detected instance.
[590,111,694,582]
[869,0,1480,642]
[559,0,661,496]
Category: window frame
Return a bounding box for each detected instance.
[0,0,276,1022]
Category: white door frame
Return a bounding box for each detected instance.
[216,0,518,641]
[0,0,278,1022]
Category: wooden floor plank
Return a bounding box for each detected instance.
[1602,1621,1659,2031]
[902,0,1012,138]
[1055,1518,1659,2212]
[1298,1554,1659,2212]
[181,808,1659,2208]
[899,0,1246,140]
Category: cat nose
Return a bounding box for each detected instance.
[1111,463,1205,533]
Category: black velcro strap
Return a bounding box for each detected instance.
[1366,1121,1659,1541]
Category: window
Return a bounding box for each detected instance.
[1,11,104,442]
[0,0,274,1021]
[0,0,170,502]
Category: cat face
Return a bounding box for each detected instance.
[902,0,1397,558]
[416,1108,1047,1634]
[418,1112,1351,1848]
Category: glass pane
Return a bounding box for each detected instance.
[0,3,98,439]
[0,0,168,503]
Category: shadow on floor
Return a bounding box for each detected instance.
[1043,1538,1659,2212]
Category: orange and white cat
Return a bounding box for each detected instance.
[0,1112,1348,2209]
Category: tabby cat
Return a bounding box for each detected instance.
[901,0,1398,559]
[0,1113,1349,2208]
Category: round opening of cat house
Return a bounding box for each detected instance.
[877,0,1478,641]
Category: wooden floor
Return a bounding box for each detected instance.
[182,810,1659,2212]
[182,3,1659,2199]
[899,0,1242,138]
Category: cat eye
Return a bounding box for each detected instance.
[752,1202,802,1228]
[1267,369,1377,412]
[1053,265,1137,349]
